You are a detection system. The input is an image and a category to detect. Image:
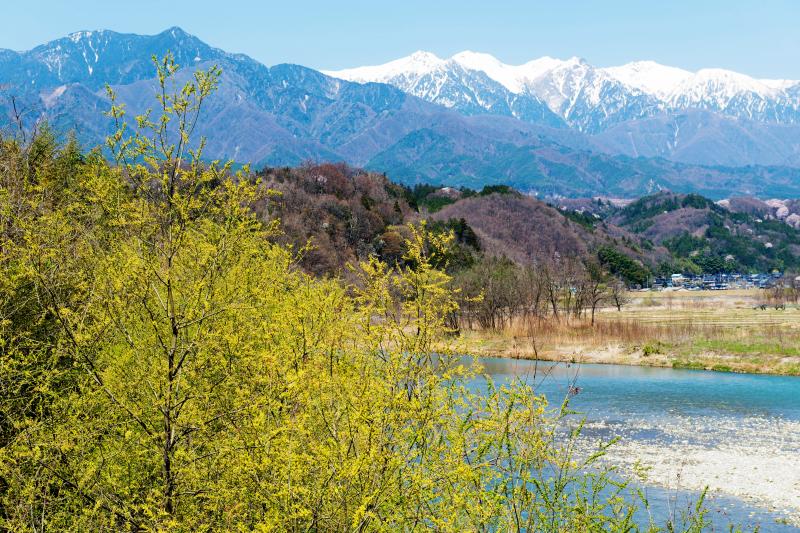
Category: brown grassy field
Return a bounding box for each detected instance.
[453,289,800,375]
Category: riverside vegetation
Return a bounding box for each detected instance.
[0,56,742,531]
[457,289,800,376]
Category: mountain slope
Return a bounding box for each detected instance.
[3,28,800,198]
[431,191,661,267]
[0,27,228,90]
[592,110,800,167]
[366,124,800,198]
[3,28,581,170]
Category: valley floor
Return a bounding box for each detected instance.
[455,289,800,376]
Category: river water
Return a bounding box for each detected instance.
[469,357,800,531]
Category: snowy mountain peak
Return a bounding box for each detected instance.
[515,56,567,82]
[451,50,502,66]
[67,30,101,43]
[564,56,589,66]
[407,50,444,66]
[450,54,592,92]
[601,60,692,98]
[691,68,778,94]
[322,51,445,83]
[324,49,565,127]
[15,27,224,90]
[450,50,512,74]
[666,67,788,113]
[166,26,191,38]
[450,50,528,92]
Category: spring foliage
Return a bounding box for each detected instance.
[0,57,710,531]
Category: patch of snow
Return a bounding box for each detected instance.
[68,30,93,43]
[41,85,67,108]
[760,78,797,90]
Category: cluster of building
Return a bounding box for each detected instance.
[648,272,782,291]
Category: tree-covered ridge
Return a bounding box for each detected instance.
[614,192,724,228]
[248,158,798,283]
[0,56,715,531]
[254,163,413,274]
[607,191,800,273]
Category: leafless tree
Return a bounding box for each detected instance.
[609,279,630,311]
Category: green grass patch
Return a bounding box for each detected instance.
[711,364,734,373]
[692,339,800,356]
[642,341,668,357]
[671,360,706,370]
[781,364,800,376]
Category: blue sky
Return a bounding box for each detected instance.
[5,0,800,77]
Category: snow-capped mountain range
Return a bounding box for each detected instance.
[325,52,800,133]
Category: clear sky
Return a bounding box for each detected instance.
[4,0,799,78]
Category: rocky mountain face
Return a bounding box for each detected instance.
[0,28,227,90]
[2,28,800,198]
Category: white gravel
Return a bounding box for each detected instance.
[581,415,800,527]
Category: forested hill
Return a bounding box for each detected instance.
[607,192,800,273]
[253,164,799,281]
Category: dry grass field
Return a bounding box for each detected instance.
[454,289,800,375]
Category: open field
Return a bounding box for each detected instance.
[453,289,800,375]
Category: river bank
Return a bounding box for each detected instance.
[452,289,800,376]
[455,330,800,375]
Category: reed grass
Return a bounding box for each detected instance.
[453,290,800,376]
